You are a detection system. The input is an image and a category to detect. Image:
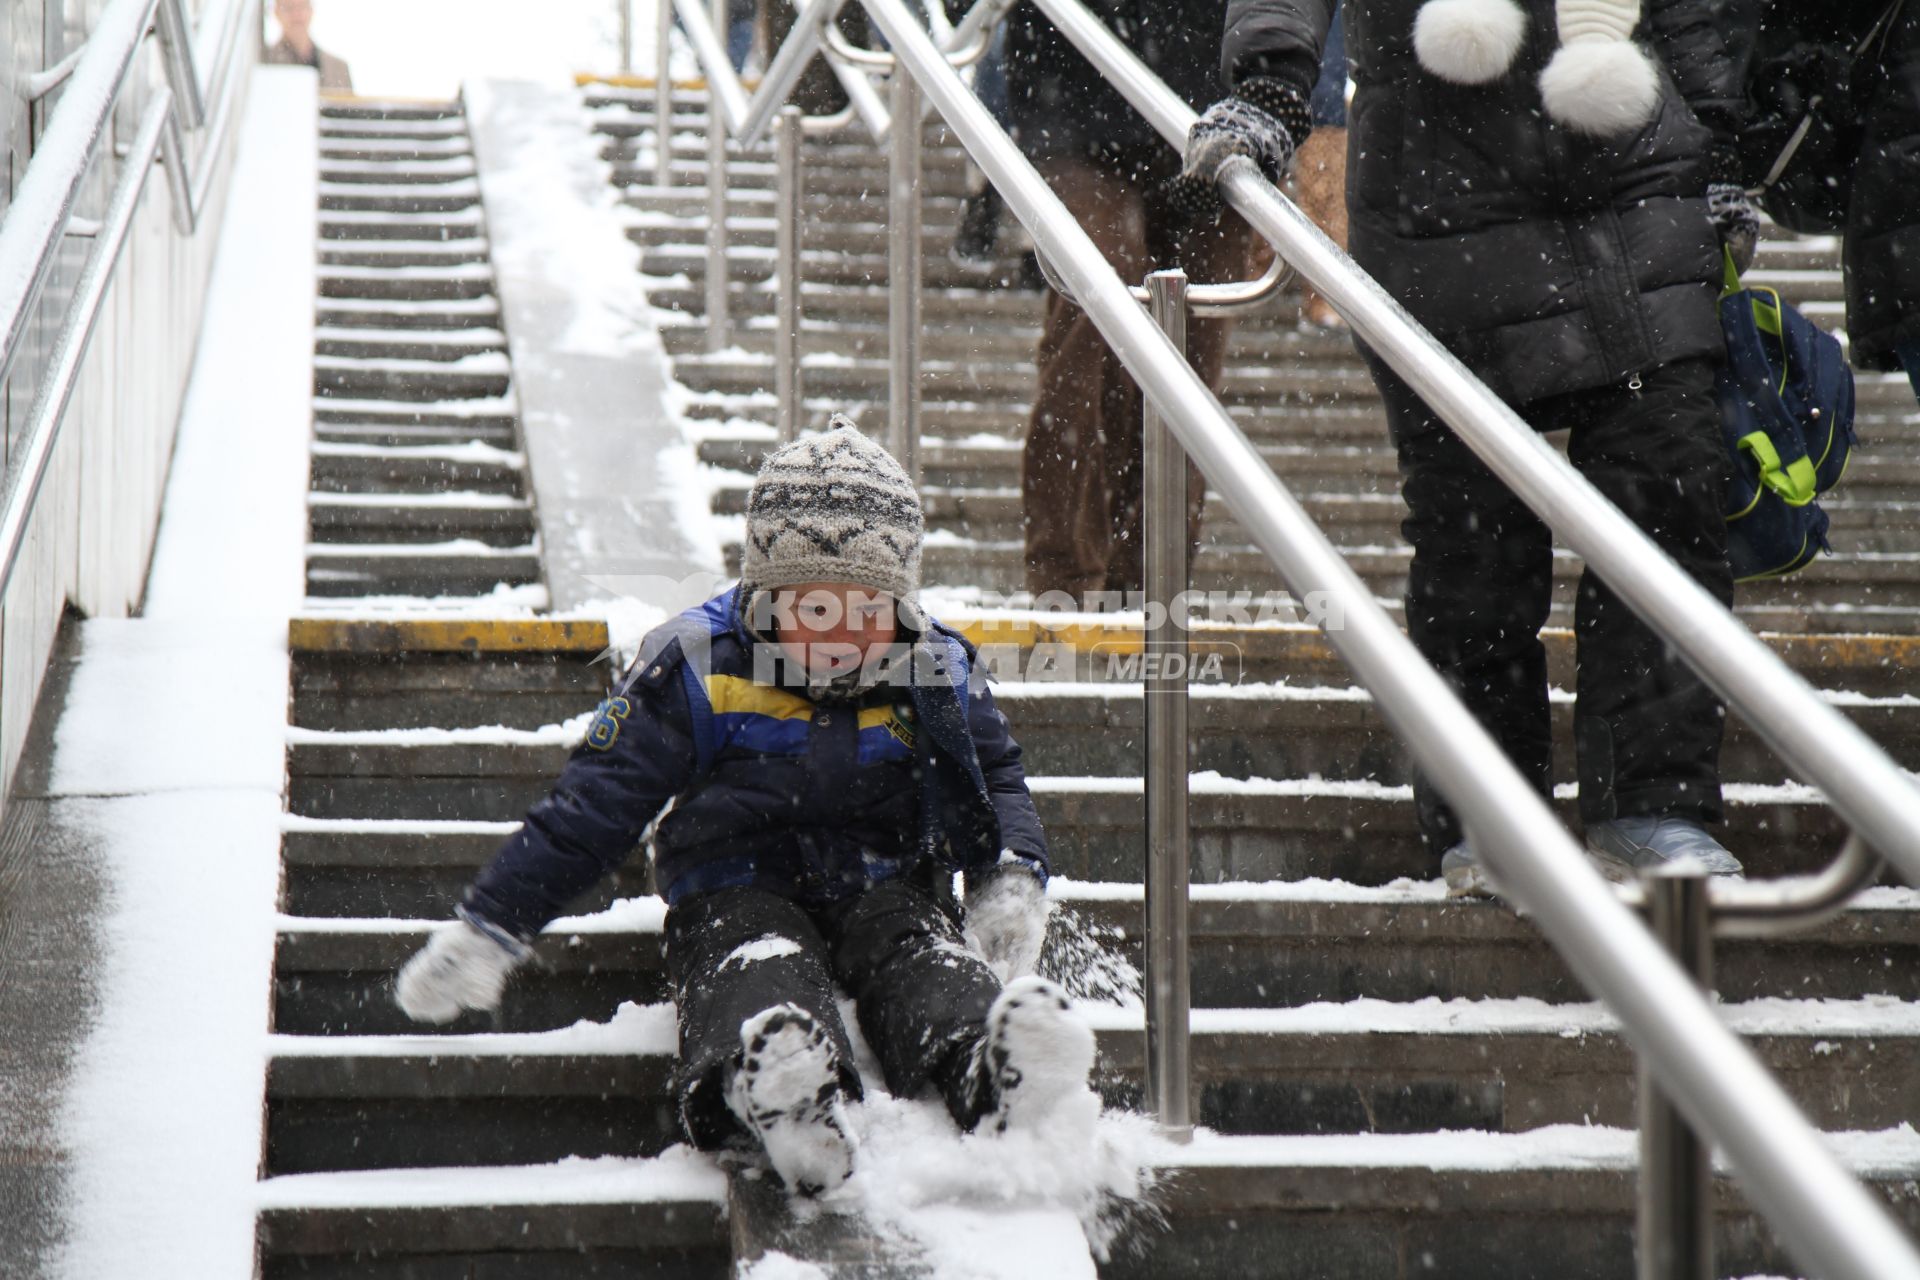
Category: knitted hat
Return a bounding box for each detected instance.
[1412,0,1660,138]
[740,417,924,602]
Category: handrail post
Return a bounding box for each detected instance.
[620,0,634,75]
[155,0,207,129]
[775,105,804,443]
[1142,267,1193,1142]
[1641,870,1715,1280]
[655,0,673,189]
[704,0,730,355]
[887,65,921,483]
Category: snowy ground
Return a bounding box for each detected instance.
[42,67,319,1280]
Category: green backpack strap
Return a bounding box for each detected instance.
[1736,430,1819,507]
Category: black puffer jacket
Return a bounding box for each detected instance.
[1841,2,1920,370]
[1223,0,1757,404]
[1006,0,1230,163]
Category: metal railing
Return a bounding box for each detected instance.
[669,3,1920,1277]
[0,0,252,787]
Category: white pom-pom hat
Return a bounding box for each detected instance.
[1411,0,1662,138]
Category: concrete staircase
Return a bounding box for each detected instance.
[307,98,543,608]
[243,82,1920,1278]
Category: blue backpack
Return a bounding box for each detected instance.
[1715,257,1856,582]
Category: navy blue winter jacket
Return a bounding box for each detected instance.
[462,588,1049,941]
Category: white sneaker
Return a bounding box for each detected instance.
[1440,840,1496,898]
[1585,816,1744,882]
[967,976,1097,1134]
[726,1004,856,1196]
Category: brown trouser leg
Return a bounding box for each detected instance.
[1291,127,1349,327]
[760,0,870,114]
[1023,154,1255,601]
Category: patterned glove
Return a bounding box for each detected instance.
[395,911,529,1024]
[1166,78,1312,225]
[1708,182,1760,275]
[963,859,1050,984]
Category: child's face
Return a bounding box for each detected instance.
[771,582,899,679]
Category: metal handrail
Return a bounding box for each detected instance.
[0,0,162,393]
[1035,243,1293,315]
[0,0,248,599]
[672,0,1920,1274]
[0,91,178,594]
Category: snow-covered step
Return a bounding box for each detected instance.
[319,260,497,303]
[648,273,1047,323]
[319,133,474,160]
[1129,1125,1920,1280]
[255,1152,728,1274]
[319,205,486,240]
[319,238,493,270]
[682,388,1391,444]
[319,114,468,139]
[274,765,1870,898]
[308,439,527,496]
[279,815,645,918]
[315,325,507,361]
[322,100,463,122]
[304,540,542,601]
[307,491,535,548]
[266,1005,680,1174]
[696,430,1920,504]
[276,673,1920,791]
[638,241,1047,293]
[314,350,513,401]
[269,871,1920,1035]
[315,292,501,325]
[669,346,1378,402]
[319,180,483,215]
[608,154,976,199]
[651,310,1361,368]
[319,155,480,185]
[624,184,974,226]
[902,540,1920,623]
[259,994,1920,1173]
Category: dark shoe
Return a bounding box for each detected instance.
[952,185,1004,262]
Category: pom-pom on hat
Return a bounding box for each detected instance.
[740,416,925,603]
[1411,0,1661,138]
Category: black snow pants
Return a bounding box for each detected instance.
[1369,356,1735,855]
[665,875,1004,1150]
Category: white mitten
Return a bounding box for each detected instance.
[963,861,1049,984]
[395,915,528,1024]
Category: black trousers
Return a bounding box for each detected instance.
[666,877,1003,1149]
[1369,356,1735,854]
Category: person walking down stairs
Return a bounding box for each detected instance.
[1009,0,1262,603]
[1173,0,1760,894]
[264,0,354,95]
[391,424,1098,1195]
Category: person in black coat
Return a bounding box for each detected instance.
[1173,0,1758,893]
[1744,0,1920,377]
